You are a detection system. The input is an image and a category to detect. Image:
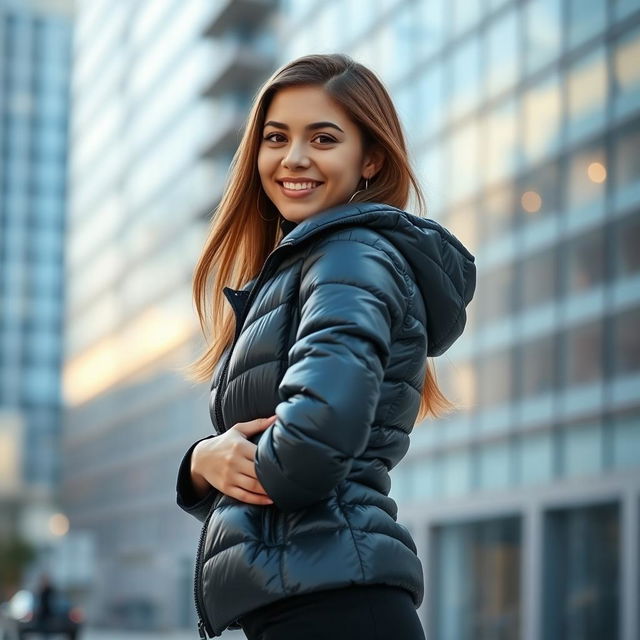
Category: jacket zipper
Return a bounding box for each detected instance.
[194,241,293,639]
[194,505,216,638]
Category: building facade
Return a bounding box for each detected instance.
[63,0,276,630]
[0,0,73,569]
[274,1,639,639]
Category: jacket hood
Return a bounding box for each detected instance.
[277,201,476,357]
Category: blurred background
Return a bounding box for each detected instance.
[0,0,639,638]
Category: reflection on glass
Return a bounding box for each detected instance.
[452,0,482,36]
[522,72,562,164]
[611,409,640,469]
[564,229,606,293]
[562,319,604,386]
[614,213,640,277]
[614,0,640,20]
[483,96,518,186]
[446,200,478,255]
[485,6,518,98]
[567,0,607,49]
[415,0,446,59]
[612,116,640,201]
[477,262,514,324]
[543,503,619,640]
[447,116,480,204]
[566,140,607,211]
[524,0,562,74]
[567,46,607,143]
[478,347,513,407]
[612,306,640,375]
[416,63,444,140]
[482,181,515,241]
[447,34,481,121]
[431,516,521,640]
[521,245,558,308]
[613,22,640,117]
[518,430,554,485]
[517,160,562,224]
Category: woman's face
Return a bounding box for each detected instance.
[257,84,382,224]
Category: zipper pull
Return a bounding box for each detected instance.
[198,618,207,639]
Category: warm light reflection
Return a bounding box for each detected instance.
[521,190,542,213]
[588,161,607,183]
[49,513,69,537]
[451,361,476,411]
[64,307,194,406]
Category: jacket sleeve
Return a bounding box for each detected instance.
[176,434,221,523]
[254,237,409,512]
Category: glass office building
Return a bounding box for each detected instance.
[273,1,640,639]
[64,0,276,630]
[0,0,72,499]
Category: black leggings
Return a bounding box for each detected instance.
[238,584,426,640]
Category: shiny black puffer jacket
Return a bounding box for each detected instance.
[176,201,476,637]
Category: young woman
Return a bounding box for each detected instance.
[176,53,476,639]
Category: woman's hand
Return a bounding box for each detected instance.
[191,416,277,505]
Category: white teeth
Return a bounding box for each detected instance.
[282,181,319,190]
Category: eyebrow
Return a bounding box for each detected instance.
[263,120,345,133]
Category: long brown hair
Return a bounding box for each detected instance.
[182,53,455,423]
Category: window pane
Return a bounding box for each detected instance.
[520,333,557,397]
[614,213,640,277]
[478,348,513,407]
[483,96,518,186]
[447,34,481,121]
[521,245,558,308]
[543,503,619,640]
[518,430,554,485]
[612,306,640,375]
[613,22,640,117]
[611,409,640,469]
[523,72,562,164]
[447,116,481,204]
[485,6,519,98]
[566,46,607,143]
[477,439,511,489]
[612,119,640,200]
[567,0,607,48]
[416,63,445,139]
[564,228,607,293]
[481,181,516,241]
[518,159,562,224]
[477,263,514,324]
[431,516,522,640]
[561,421,603,477]
[566,139,607,211]
[562,319,604,386]
[525,0,562,74]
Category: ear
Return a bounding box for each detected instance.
[361,145,385,180]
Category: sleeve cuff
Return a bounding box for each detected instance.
[176,435,220,522]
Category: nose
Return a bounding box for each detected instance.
[281,141,310,169]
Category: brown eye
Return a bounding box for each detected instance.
[313,134,336,144]
[263,132,285,142]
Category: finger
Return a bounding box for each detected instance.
[229,486,274,505]
[234,469,270,496]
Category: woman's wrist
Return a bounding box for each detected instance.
[190,439,214,498]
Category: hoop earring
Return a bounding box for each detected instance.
[347,177,370,204]
[256,196,280,222]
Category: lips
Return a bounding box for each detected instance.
[277,181,324,198]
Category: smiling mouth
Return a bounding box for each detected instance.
[277,181,324,197]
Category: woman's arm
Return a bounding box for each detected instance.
[254,236,409,512]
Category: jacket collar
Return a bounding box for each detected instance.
[274,201,477,357]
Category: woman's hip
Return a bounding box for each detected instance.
[239,583,426,640]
